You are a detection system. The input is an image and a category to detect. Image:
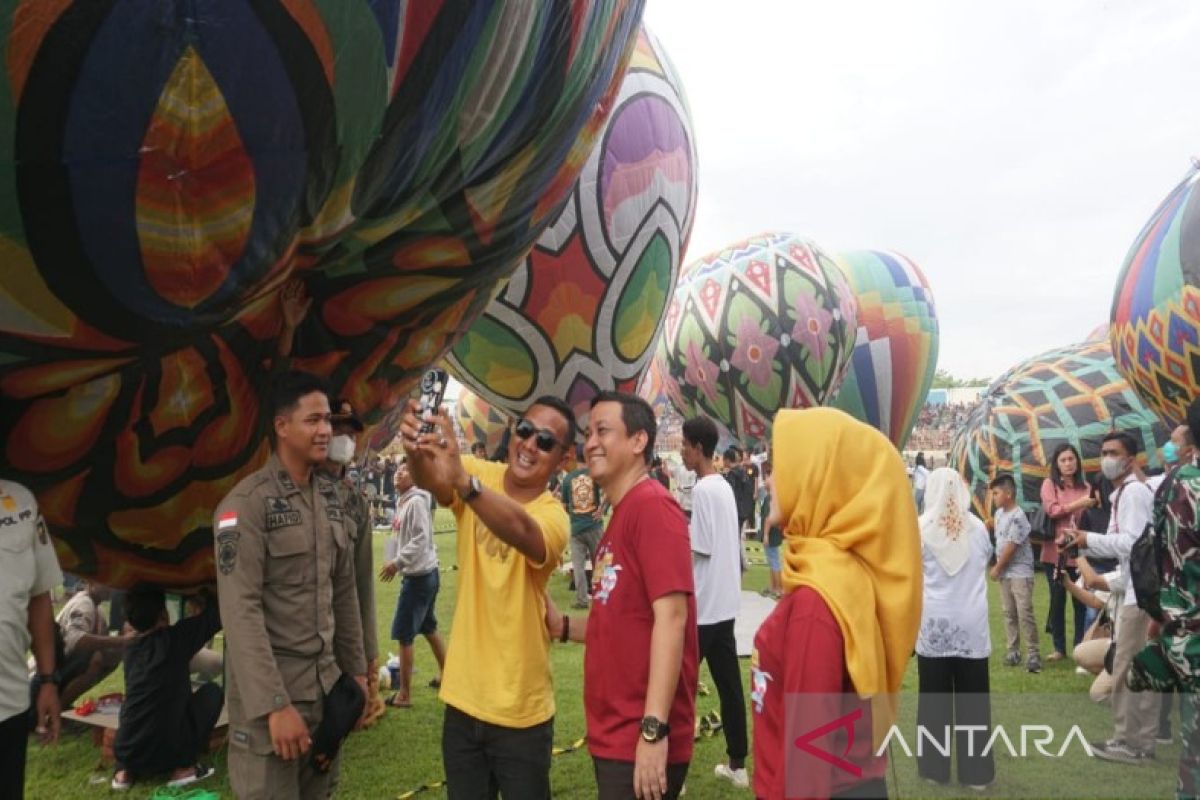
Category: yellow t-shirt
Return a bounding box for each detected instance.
[439,457,569,727]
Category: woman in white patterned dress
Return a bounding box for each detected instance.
[915,468,995,790]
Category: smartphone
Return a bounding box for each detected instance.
[416,368,449,435]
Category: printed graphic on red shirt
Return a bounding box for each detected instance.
[750,647,772,714]
[591,546,622,604]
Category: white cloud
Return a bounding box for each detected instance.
[644,0,1200,378]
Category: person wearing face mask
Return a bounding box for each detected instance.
[1148,425,1195,494]
[321,399,382,729]
[1061,431,1158,764]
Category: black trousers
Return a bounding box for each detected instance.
[593,757,689,799]
[1,709,29,800]
[697,619,748,766]
[442,704,553,799]
[116,682,223,776]
[916,655,995,787]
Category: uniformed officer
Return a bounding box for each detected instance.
[323,399,382,727]
[1,479,62,800]
[215,371,367,799]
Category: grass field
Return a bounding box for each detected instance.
[24,510,1184,799]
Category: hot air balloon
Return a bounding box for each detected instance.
[455,388,511,459]
[830,250,938,449]
[445,26,696,435]
[0,1,645,587]
[660,233,857,445]
[1110,165,1200,427]
[949,340,1169,519]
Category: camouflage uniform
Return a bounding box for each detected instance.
[1130,463,1200,799]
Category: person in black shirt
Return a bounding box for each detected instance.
[723,446,759,538]
[111,587,223,791]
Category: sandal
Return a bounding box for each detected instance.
[111,770,132,791]
[166,763,215,788]
[427,678,441,689]
[385,693,412,708]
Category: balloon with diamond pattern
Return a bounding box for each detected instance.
[1110,165,1200,427]
[660,232,857,445]
[949,340,1169,520]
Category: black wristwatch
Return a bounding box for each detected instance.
[35,671,60,686]
[457,475,482,503]
[640,715,669,743]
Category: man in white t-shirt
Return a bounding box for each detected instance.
[680,416,748,789]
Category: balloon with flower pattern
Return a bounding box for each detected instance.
[1110,165,1200,427]
[455,388,511,459]
[445,26,696,436]
[0,1,645,588]
[659,233,857,445]
[829,250,939,448]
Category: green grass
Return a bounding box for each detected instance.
[25,513,1183,799]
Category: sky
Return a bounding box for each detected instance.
[642,0,1200,380]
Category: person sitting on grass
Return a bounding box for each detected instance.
[111,586,223,791]
[379,461,446,709]
[55,580,134,709]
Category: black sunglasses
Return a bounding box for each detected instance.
[514,418,563,453]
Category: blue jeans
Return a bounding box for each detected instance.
[1041,562,1086,654]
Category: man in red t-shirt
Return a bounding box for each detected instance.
[546,391,698,800]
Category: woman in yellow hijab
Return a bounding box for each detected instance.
[751,408,922,800]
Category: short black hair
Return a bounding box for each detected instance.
[725,445,742,462]
[989,473,1016,492]
[271,370,329,418]
[471,442,487,455]
[590,391,657,465]
[125,586,166,633]
[652,456,663,468]
[915,452,926,468]
[529,395,577,447]
[1101,430,1139,457]
[1186,400,1200,450]
[682,416,719,459]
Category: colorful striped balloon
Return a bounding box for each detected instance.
[446,26,696,437]
[0,1,644,588]
[1110,165,1200,426]
[830,250,939,449]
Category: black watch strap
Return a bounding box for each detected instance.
[36,672,59,686]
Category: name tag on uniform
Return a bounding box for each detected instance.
[265,497,302,530]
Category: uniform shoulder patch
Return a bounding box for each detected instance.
[217,529,240,575]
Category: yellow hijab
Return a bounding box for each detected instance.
[773,408,922,734]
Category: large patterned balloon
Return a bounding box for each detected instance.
[1110,165,1200,426]
[949,340,1169,519]
[830,250,939,449]
[661,233,857,445]
[455,388,511,458]
[0,1,644,588]
[445,26,696,434]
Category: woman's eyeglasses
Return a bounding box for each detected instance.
[514,418,563,453]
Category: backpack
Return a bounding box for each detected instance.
[1130,469,1176,622]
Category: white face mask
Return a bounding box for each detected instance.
[329,435,356,465]
[1100,455,1126,481]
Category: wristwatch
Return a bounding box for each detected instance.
[35,671,60,686]
[640,715,669,743]
[457,475,483,503]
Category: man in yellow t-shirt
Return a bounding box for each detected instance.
[399,394,572,799]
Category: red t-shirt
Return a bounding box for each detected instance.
[584,478,698,764]
[752,587,886,799]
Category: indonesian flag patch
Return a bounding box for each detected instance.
[217,511,238,530]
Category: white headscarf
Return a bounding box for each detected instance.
[918,467,973,576]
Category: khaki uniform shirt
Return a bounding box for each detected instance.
[214,455,366,724]
[322,468,377,663]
